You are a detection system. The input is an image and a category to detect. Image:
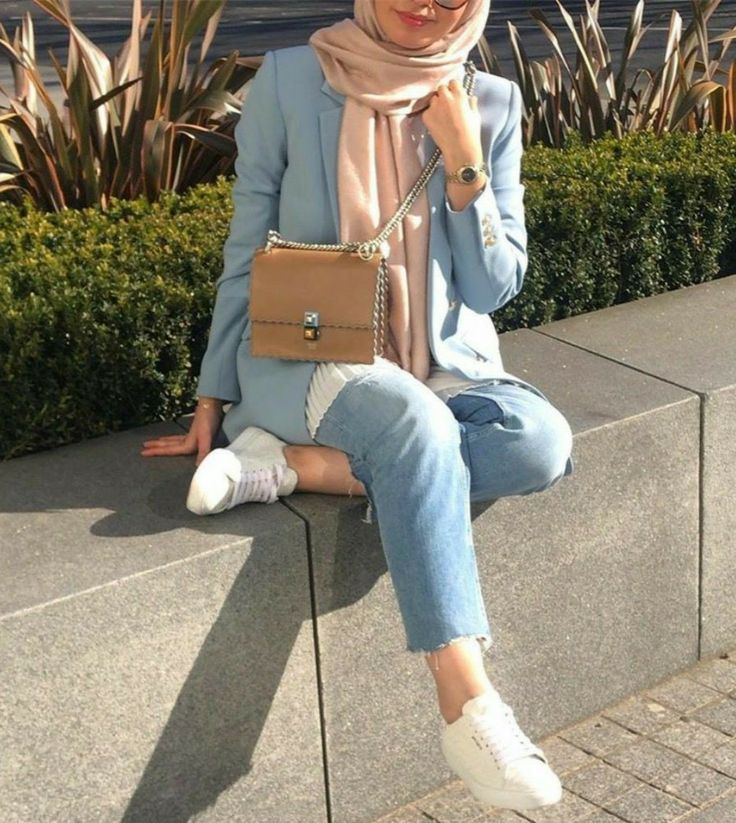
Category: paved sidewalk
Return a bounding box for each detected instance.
[376,651,736,822]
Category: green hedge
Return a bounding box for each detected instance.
[0,181,231,459]
[493,128,736,331]
[2,129,735,459]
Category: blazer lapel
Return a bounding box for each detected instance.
[318,79,345,238]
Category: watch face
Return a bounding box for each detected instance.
[460,166,478,183]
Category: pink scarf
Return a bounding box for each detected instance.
[309,0,490,381]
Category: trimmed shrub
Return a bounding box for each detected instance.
[495,128,736,331]
[0,179,231,459]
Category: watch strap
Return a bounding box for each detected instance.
[446,161,489,184]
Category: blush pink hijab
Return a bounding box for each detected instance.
[309,0,490,381]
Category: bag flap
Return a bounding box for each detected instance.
[250,247,381,328]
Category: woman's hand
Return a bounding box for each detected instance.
[140,398,225,466]
[421,78,483,168]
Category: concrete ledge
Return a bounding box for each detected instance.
[0,423,325,822]
[2,275,733,821]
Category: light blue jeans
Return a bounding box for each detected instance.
[310,366,575,660]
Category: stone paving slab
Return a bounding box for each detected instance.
[0,423,326,822]
[0,421,297,613]
[372,651,736,822]
[531,275,736,393]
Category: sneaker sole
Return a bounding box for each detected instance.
[441,739,562,810]
[457,774,562,810]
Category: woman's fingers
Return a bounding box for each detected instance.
[142,435,187,447]
[140,446,191,457]
[438,79,463,96]
[140,434,195,457]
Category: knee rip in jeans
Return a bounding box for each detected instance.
[414,633,493,670]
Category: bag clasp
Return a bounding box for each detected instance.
[303,310,320,340]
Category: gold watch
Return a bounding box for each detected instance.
[446,162,489,185]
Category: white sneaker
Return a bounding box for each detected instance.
[440,686,562,811]
[186,427,298,515]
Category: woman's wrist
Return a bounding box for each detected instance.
[441,139,487,211]
[443,149,487,211]
[197,396,224,413]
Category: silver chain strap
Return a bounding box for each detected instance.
[261,60,477,357]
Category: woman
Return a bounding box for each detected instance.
[142,0,573,811]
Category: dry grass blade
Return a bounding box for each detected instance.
[1,0,733,207]
[485,0,733,147]
[0,0,255,210]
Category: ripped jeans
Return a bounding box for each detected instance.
[311,366,575,665]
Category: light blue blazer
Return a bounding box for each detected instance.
[196,44,546,446]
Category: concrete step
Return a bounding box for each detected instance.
[534,273,736,657]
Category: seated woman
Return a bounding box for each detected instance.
[142,0,574,812]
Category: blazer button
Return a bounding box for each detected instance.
[448,299,458,310]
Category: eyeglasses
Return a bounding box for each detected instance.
[433,0,471,9]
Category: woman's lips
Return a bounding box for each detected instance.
[397,10,432,28]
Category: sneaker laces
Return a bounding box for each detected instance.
[468,702,543,770]
[230,462,285,506]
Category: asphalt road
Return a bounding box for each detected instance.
[1,1,734,106]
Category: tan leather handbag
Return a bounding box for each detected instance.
[249,60,477,364]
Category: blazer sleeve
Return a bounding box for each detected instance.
[443,78,528,315]
[195,49,287,403]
